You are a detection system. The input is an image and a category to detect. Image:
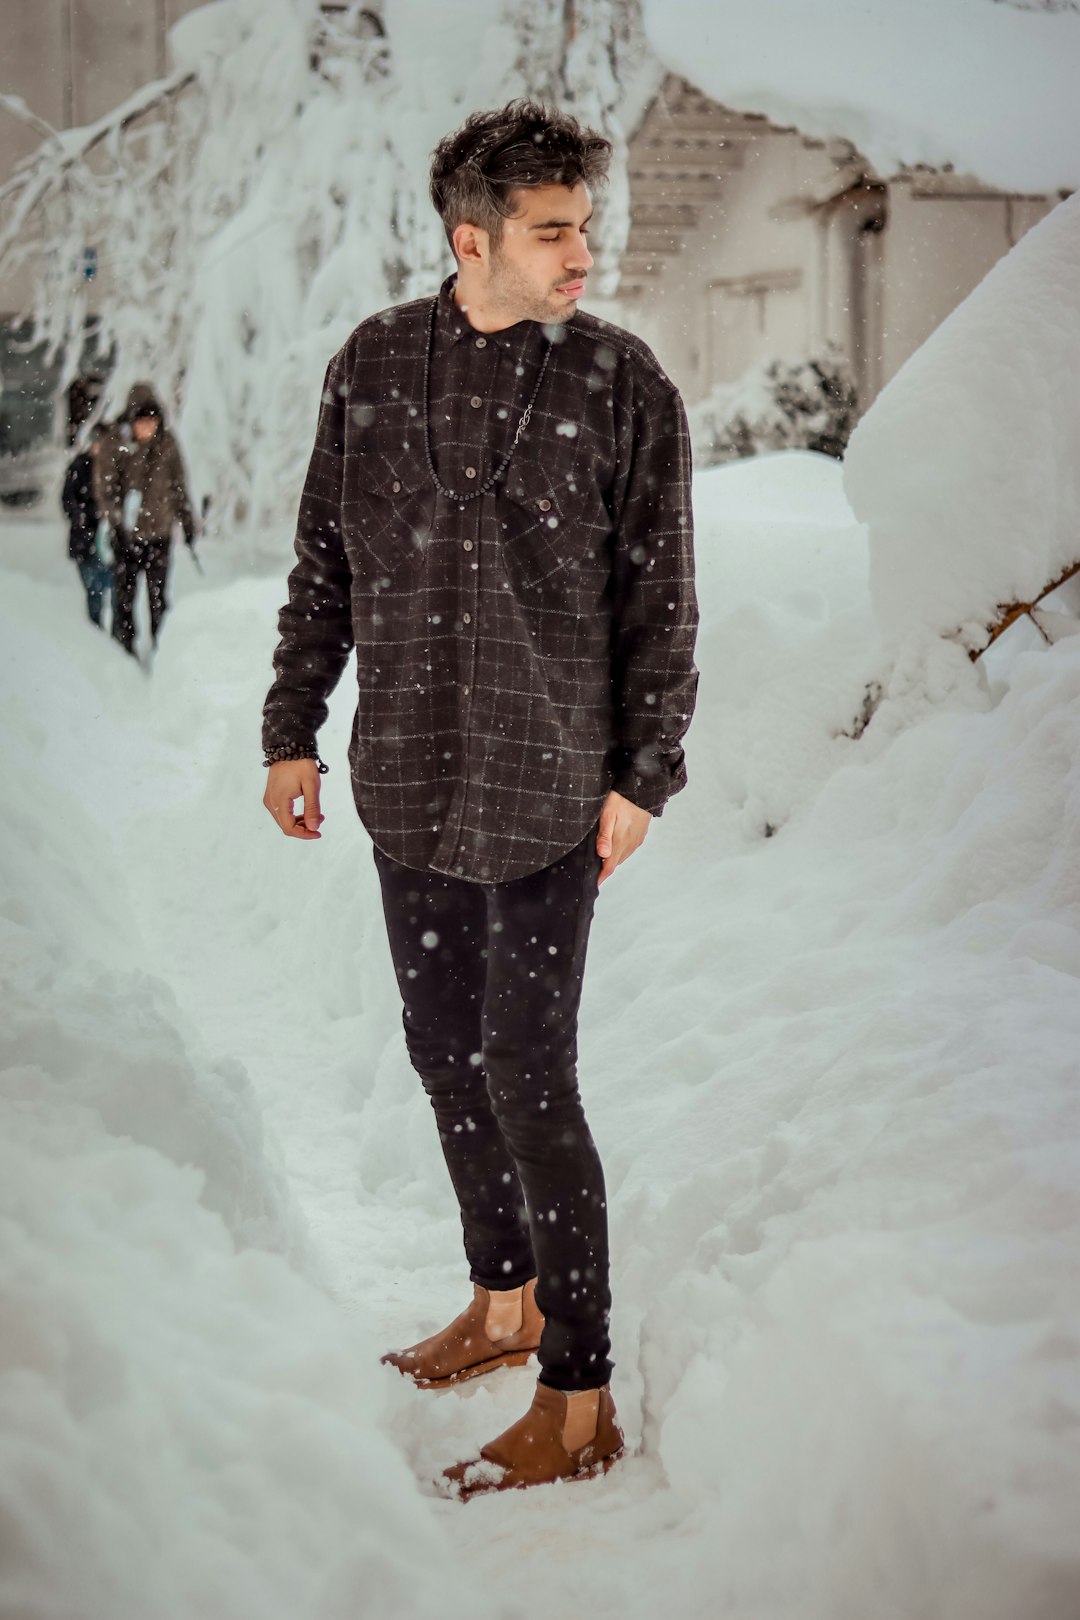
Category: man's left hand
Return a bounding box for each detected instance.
[596,790,651,886]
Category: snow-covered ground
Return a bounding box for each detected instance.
[2,430,1079,1616]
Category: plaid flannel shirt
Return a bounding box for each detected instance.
[262,272,698,882]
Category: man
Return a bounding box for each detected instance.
[93,383,196,657]
[262,100,698,1498]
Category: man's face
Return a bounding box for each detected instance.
[133,415,160,442]
[481,181,594,325]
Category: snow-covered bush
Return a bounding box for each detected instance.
[687,346,859,469]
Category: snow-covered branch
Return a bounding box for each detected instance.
[0,69,197,256]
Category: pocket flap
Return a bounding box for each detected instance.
[501,460,573,528]
[353,449,429,500]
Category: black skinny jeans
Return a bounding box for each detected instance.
[112,533,170,654]
[373,827,612,1391]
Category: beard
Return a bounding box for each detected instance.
[486,247,578,326]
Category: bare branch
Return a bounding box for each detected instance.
[968,558,1080,659]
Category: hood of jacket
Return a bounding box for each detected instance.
[122,382,166,424]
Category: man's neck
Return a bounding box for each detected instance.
[452,275,523,335]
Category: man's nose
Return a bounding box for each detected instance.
[569,235,594,272]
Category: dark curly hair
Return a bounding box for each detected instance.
[429,99,612,257]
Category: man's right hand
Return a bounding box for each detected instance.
[263,759,325,840]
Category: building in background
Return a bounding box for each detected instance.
[610,75,1067,459]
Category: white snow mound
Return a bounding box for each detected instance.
[844,190,1080,651]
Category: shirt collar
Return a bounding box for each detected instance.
[435,272,549,355]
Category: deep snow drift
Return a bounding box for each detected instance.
[844,190,1080,654]
[0,535,492,1620]
[2,434,1079,1617]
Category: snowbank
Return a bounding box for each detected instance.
[0,1110,481,1620]
[843,189,1080,652]
[643,0,1080,192]
[610,628,1080,1617]
[0,583,302,1257]
[690,452,881,840]
[0,551,493,1620]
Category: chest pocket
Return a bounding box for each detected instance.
[344,451,434,590]
[498,460,604,592]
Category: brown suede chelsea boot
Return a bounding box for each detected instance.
[381,1277,543,1389]
[441,1380,625,1500]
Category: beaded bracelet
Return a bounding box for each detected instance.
[263,746,328,774]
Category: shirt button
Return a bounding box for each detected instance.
[465,466,477,479]
[463,685,470,695]
[475,337,487,349]
[463,612,472,625]
[470,396,483,409]
[537,498,551,511]
[391,480,401,493]
[463,539,474,551]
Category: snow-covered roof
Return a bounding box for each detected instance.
[642,0,1080,194]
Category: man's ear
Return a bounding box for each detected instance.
[452,221,488,267]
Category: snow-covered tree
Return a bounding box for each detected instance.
[0,0,647,542]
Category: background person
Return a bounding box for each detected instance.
[93,383,196,657]
[61,425,112,629]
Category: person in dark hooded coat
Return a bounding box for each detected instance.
[93,383,196,656]
[61,424,113,628]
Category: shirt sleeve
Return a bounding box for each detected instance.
[607,380,699,816]
[261,350,354,758]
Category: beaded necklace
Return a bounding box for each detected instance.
[421,294,552,504]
